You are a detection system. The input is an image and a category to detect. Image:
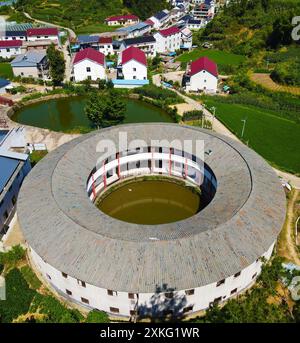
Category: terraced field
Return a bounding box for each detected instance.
[251,73,300,96]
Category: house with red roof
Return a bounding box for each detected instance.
[184,56,218,93]
[153,26,181,53]
[98,37,114,56]
[27,27,59,44]
[105,14,139,26]
[0,40,22,59]
[117,46,147,82]
[72,48,106,82]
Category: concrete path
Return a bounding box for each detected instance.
[153,73,300,189]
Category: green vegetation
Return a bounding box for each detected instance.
[135,84,184,105]
[85,310,109,323]
[20,266,42,290]
[271,60,300,86]
[85,90,126,128]
[0,268,37,323]
[193,257,300,323]
[47,44,66,86]
[0,62,13,79]
[0,245,26,271]
[30,294,84,323]
[182,110,203,122]
[203,96,300,174]
[15,0,167,31]
[177,49,246,74]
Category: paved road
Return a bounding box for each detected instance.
[23,12,75,82]
[153,73,300,189]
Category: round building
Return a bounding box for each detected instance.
[17,124,286,318]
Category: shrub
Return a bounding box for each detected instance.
[0,245,26,268]
[182,110,203,122]
[0,268,36,323]
[30,293,84,323]
[85,310,109,323]
[135,85,183,105]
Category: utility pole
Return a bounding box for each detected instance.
[241,118,247,139]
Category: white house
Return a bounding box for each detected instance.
[120,36,157,58]
[180,27,193,50]
[187,19,204,30]
[149,10,170,29]
[118,46,147,81]
[154,27,181,53]
[98,37,114,56]
[11,51,49,79]
[184,56,218,93]
[0,40,22,59]
[116,22,152,39]
[105,14,139,26]
[26,28,59,43]
[0,30,27,41]
[73,48,106,82]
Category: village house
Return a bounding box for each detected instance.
[72,48,106,82]
[114,46,148,88]
[105,14,139,26]
[0,30,27,41]
[26,27,59,44]
[22,39,58,53]
[120,36,157,58]
[149,10,170,29]
[10,51,49,79]
[154,27,181,53]
[98,37,114,56]
[186,18,204,30]
[0,40,22,59]
[183,56,218,93]
[180,27,193,50]
[116,22,152,39]
[117,46,147,81]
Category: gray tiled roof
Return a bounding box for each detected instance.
[17,124,286,293]
[11,51,46,67]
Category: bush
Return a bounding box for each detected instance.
[135,85,183,105]
[0,268,36,323]
[85,310,109,323]
[20,266,42,290]
[182,110,203,122]
[30,293,84,323]
[0,245,26,268]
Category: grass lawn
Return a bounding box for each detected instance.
[75,24,121,35]
[177,49,246,73]
[203,99,300,175]
[0,63,13,79]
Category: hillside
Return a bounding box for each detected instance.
[13,0,168,33]
[195,0,300,85]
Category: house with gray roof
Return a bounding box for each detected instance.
[10,51,49,79]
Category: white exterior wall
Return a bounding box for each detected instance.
[29,242,275,318]
[122,60,147,81]
[73,59,106,82]
[0,46,22,59]
[27,35,58,43]
[12,66,40,78]
[120,42,157,58]
[187,70,218,93]
[0,36,26,41]
[98,44,114,56]
[154,32,181,53]
[107,19,139,26]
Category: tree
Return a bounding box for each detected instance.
[85,91,126,128]
[46,44,66,86]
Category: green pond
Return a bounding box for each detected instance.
[97,179,201,225]
[12,96,173,132]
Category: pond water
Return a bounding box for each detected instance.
[97,179,201,225]
[12,96,173,132]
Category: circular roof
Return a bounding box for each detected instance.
[18,124,286,293]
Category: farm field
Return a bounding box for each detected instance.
[203,99,300,174]
[176,49,246,72]
[0,63,13,79]
[250,73,300,96]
